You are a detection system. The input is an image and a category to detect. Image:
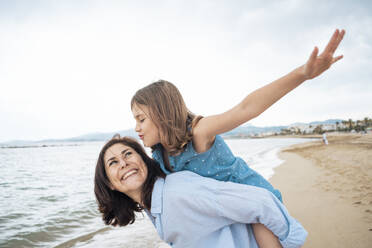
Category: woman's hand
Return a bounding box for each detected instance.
[302,29,345,80]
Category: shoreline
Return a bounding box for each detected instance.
[269,133,372,247]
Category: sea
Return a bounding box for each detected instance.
[0,137,315,248]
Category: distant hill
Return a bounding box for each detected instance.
[0,130,137,147]
[309,119,344,125]
[289,119,343,127]
[222,124,286,137]
[221,119,344,137]
[49,129,138,142]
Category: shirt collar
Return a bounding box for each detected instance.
[150,177,165,214]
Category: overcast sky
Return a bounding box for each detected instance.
[0,0,371,142]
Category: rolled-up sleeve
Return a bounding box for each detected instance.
[214,181,307,248]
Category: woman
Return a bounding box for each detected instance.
[94,136,307,248]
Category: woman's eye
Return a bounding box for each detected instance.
[124,151,132,158]
[140,119,145,123]
[109,161,117,166]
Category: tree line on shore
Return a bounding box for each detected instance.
[281,117,372,135]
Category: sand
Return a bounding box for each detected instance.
[270,133,372,248]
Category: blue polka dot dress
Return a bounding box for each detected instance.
[152,135,282,202]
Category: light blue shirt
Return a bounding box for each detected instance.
[146,171,307,248]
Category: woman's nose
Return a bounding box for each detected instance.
[119,159,127,168]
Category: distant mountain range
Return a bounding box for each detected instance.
[221,124,286,137]
[1,119,343,146]
[43,129,138,142]
[223,119,345,137]
[289,119,344,127]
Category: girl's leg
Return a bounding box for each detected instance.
[252,223,282,248]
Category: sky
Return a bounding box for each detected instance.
[0,0,371,142]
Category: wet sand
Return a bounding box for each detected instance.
[270,133,372,247]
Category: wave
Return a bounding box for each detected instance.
[54,227,111,248]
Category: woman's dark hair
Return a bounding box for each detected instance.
[94,135,165,226]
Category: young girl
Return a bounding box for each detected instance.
[131,29,344,244]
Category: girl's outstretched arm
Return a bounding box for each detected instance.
[193,29,345,151]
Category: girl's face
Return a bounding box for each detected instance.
[104,143,148,200]
[132,104,160,147]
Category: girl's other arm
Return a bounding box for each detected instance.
[193,29,345,151]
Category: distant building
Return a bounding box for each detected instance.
[336,123,348,129]
[322,124,337,131]
[287,124,316,134]
[261,131,275,137]
[283,123,338,134]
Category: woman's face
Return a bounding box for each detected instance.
[132,104,160,147]
[104,143,148,200]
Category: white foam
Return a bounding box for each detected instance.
[226,138,316,179]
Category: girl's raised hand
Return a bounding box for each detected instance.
[302,29,345,80]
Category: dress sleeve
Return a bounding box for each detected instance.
[214,181,307,248]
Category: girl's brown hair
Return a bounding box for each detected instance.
[131,80,202,170]
[94,135,165,226]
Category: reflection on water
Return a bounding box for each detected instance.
[0,138,313,248]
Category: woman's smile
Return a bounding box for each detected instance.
[120,168,138,181]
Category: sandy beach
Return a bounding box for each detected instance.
[270,133,372,247]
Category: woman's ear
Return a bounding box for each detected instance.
[107,181,115,191]
[109,184,115,191]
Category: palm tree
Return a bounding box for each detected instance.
[314,125,323,134]
[348,118,353,130]
[364,117,371,127]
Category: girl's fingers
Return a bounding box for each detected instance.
[330,29,345,54]
[308,46,319,68]
[332,55,344,64]
[324,29,339,54]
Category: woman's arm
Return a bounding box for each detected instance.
[193,29,345,151]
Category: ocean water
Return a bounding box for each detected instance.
[0,137,314,248]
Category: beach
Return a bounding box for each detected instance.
[270,133,372,247]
